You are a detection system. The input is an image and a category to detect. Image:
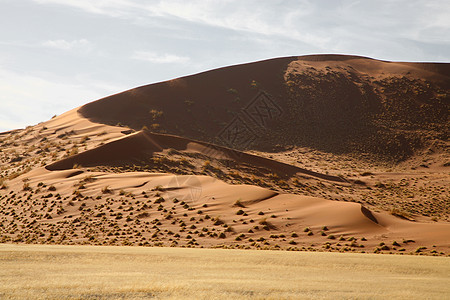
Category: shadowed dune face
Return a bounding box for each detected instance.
[79,54,449,161]
[79,56,296,145]
[46,130,346,183]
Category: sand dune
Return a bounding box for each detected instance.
[4,160,449,252]
[46,129,346,183]
[0,54,448,255]
[79,54,449,160]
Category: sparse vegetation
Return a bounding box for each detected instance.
[0,57,447,259]
[101,186,112,194]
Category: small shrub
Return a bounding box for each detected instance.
[154,197,165,204]
[227,88,238,94]
[390,208,410,219]
[403,239,415,243]
[23,183,32,191]
[149,109,163,121]
[213,217,224,226]
[152,185,164,192]
[101,186,112,194]
[415,246,427,253]
[234,200,245,208]
[0,179,7,190]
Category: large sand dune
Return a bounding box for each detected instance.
[0,54,449,255]
[80,54,449,160]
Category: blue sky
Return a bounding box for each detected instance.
[1,0,449,131]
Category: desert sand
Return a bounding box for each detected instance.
[0,54,449,255]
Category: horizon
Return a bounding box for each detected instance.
[1,0,449,132]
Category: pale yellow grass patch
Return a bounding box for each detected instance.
[0,244,449,299]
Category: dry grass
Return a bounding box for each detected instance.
[0,244,449,299]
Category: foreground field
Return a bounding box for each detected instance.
[1,244,449,299]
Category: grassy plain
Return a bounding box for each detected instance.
[1,244,449,299]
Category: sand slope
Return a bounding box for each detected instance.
[0,54,449,255]
[79,54,449,160]
[46,130,346,183]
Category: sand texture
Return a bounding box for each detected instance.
[1,54,449,255]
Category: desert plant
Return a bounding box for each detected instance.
[0,179,7,190]
[415,246,427,253]
[149,109,163,120]
[213,217,224,226]
[390,208,410,219]
[101,186,112,194]
[250,80,260,89]
[22,182,32,191]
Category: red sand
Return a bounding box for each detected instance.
[0,55,448,254]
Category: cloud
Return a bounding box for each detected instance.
[132,51,190,64]
[31,1,325,46]
[32,0,144,18]
[30,0,450,58]
[42,39,92,52]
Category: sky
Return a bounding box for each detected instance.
[1,0,449,132]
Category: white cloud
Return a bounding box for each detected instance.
[132,51,190,64]
[31,0,327,47]
[42,39,92,52]
[32,0,144,18]
[30,0,450,54]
